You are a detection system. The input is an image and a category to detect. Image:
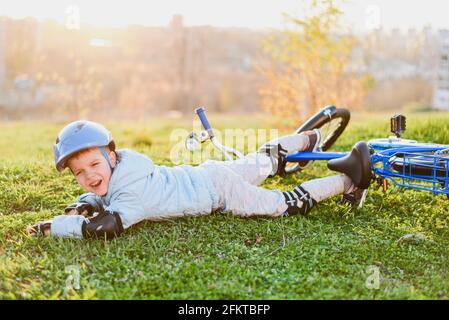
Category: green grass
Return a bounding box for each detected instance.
[1,112,449,299]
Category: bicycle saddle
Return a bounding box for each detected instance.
[327,141,372,189]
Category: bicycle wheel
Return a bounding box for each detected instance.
[285,105,350,174]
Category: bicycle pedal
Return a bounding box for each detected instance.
[382,179,388,192]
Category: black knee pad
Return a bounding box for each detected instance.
[82,211,124,239]
[259,143,288,178]
[282,186,317,216]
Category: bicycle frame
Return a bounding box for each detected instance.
[285,143,449,195]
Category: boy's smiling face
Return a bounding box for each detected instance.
[67,147,117,196]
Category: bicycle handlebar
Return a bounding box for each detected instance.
[195,107,214,137]
[191,106,244,160]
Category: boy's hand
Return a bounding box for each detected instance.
[27,220,52,237]
[64,203,94,217]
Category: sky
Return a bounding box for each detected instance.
[1,0,448,32]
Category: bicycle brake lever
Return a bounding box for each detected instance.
[185,132,200,152]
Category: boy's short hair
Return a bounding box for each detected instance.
[67,144,116,170]
[70,145,111,159]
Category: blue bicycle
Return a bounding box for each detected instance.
[187,106,449,203]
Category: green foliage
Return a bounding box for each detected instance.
[131,131,153,148]
[259,0,371,120]
[1,113,449,299]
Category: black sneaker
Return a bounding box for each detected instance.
[297,129,321,168]
[341,186,368,208]
[282,186,317,216]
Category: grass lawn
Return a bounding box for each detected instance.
[1,111,449,299]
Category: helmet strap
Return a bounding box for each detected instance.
[100,146,114,170]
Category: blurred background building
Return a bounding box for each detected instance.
[0,14,446,120]
[433,30,449,109]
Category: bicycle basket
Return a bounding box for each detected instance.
[371,148,449,195]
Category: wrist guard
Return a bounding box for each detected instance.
[65,202,95,217]
[27,220,52,237]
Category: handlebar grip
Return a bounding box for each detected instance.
[195,107,214,136]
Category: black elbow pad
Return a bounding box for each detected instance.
[82,211,124,239]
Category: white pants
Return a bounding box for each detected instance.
[201,133,350,217]
[202,152,287,217]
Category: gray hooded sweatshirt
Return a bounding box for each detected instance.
[51,149,219,238]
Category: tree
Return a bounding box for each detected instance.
[258,0,371,120]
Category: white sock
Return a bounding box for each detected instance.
[342,174,356,193]
[301,175,350,203]
[266,134,309,155]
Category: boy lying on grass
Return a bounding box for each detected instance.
[27,120,369,239]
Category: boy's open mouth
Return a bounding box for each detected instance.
[90,180,102,188]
